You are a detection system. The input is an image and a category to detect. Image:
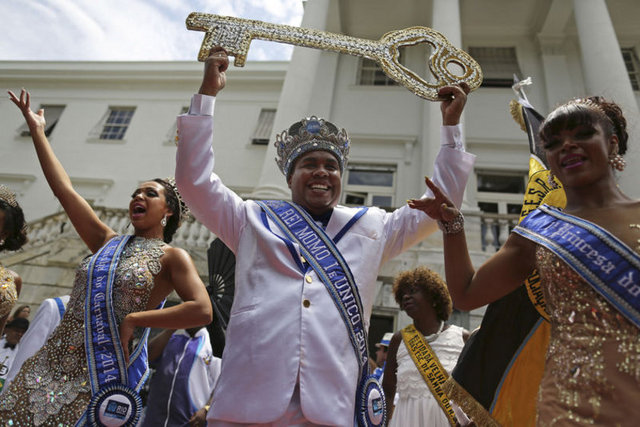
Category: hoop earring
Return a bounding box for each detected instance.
[547,171,559,190]
[161,215,167,227]
[609,153,626,172]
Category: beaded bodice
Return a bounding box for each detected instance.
[0,266,18,319]
[536,246,640,425]
[0,236,165,426]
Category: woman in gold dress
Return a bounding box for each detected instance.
[409,96,640,425]
[0,184,28,337]
[2,89,212,425]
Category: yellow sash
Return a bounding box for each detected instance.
[401,324,456,426]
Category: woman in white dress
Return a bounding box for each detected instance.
[383,266,468,426]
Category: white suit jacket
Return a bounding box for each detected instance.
[175,95,475,425]
[4,295,70,390]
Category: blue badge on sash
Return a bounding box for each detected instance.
[257,200,386,427]
[515,205,640,328]
[79,235,142,426]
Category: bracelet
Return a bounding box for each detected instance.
[438,211,464,234]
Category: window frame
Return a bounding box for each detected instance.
[251,108,277,145]
[468,47,522,88]
[91,106,136,142]
[342,164,397,208]
[18,104,66,137]
[622,47,640,91]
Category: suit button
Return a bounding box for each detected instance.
[303,299,311,308]
[305,275,312,284]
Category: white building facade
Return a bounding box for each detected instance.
[1,0,639,343]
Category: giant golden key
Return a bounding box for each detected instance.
[187,13,483,101]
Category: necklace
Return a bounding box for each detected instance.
[425,320,445,342]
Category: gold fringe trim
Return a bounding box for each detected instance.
[509,99,526,132]
[443,377,501,427]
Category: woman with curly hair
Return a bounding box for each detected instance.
[410,95,640,425]
[383,266,468,426]
[0,184,28,337]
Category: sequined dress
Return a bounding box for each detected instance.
[0,266,18,320]
[389,325,465,427]
[0,237,165,426]
[535,246,640,426]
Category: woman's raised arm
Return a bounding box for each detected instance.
[409,177,536,310]
[8,89,114,252]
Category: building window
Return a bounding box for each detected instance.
[476,170,526,251]
[468,47,521,88]
[251,108,276,145]
[477,172,525,194]
[95,107,136,140]
[164,106,189,145]
[18,105,65,137]
[358,58,397,86]
[343,164,396,208]
[358,50,405,86]
[622,48,640,91]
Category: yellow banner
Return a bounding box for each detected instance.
[401,324,456,426]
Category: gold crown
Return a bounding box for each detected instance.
[0,185,18,208]
[567,97,607,117]
[274,116,350,177]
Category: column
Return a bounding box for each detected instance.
[248,0,332,200]
[425,0,470,206]
[573,0,640,196]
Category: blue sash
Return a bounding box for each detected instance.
[54,296,66,319]
[77,235,143,427]
[514,205,640,329]
[257,200,386,427]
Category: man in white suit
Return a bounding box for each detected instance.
[175,47,475,426]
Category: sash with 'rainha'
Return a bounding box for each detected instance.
[401,324,456,426]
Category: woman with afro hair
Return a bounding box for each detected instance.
[383,266,469,426]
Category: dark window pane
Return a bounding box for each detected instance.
[478,202,498,213]
[477,174,524,194]
[347,170,393,187]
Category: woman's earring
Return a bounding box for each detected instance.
[161,215,167,227]
[547,171,559,189]
[609,153,626,171]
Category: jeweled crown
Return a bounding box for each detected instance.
[274,116,350,177]
[165,177,190,225]
[0,185,18,208]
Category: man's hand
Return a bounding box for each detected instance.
[199,47,229,96]
[438,82,471,126]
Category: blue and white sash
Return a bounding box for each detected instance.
[78,235,142,427]
[54,296,67,319]
[514,204,640,329]
[257,200,386,427]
